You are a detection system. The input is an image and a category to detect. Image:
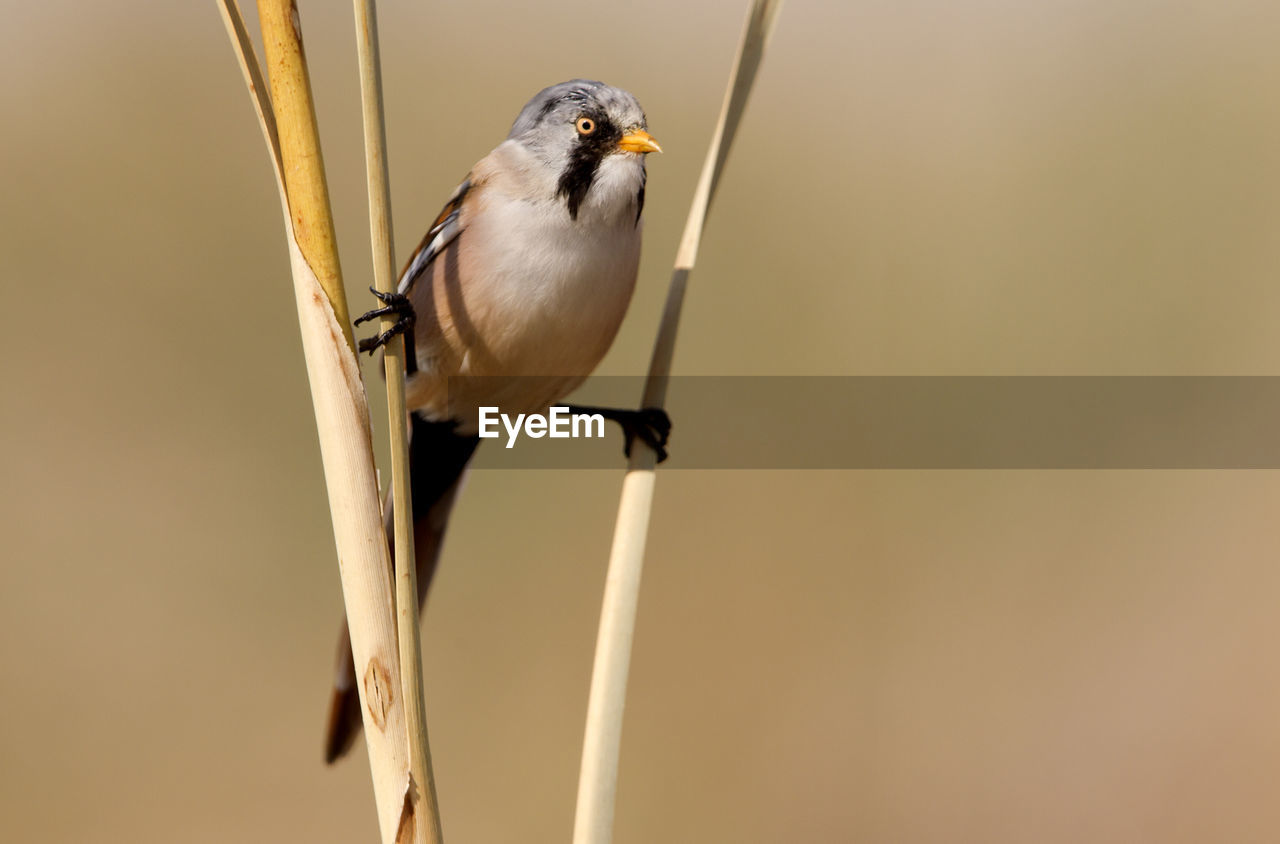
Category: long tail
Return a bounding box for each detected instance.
[323,415,480,764]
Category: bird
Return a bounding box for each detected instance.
[323,80,670,763]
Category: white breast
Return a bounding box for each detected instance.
[458,143,644,377]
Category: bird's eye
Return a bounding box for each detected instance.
[575,117,596,136]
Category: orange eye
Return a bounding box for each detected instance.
[575,117,596,135]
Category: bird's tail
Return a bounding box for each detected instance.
[323,415,480,764]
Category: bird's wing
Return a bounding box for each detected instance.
[397,177,472,296]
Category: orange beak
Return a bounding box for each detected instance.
[617,130,663,155]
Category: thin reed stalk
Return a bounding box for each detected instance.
[351,1,442,842]
[218,2,420,841]
[571,2,785,842]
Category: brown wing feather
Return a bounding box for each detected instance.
[396,177,472,297]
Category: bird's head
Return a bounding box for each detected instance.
[509,80,660,221]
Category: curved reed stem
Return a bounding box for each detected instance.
[571,2,785,842]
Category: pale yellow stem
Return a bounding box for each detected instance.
[572,2,786,843]
[351,1,443,842]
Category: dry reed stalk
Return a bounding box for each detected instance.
[571,2,784,842]
[218,2,421,841]
[351,1,442,842]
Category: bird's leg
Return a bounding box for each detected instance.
[354,287,416,356]
[564,404,672,463]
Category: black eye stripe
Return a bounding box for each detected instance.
[577,114,619,145]
[557,117,623,220]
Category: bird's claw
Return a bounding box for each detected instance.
[621,407,672,462]
[354,287,415,355]
[565,404,672,462]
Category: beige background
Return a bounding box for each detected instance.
[4,0,1280,841]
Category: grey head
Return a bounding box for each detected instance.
[508,80,661,220]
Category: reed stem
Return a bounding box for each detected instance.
[571,3,785,842]
[351,1,443,841]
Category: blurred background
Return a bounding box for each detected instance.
[4,0,1280,841]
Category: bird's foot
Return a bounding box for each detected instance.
[566,405,672,463]
[354,287,416,355]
